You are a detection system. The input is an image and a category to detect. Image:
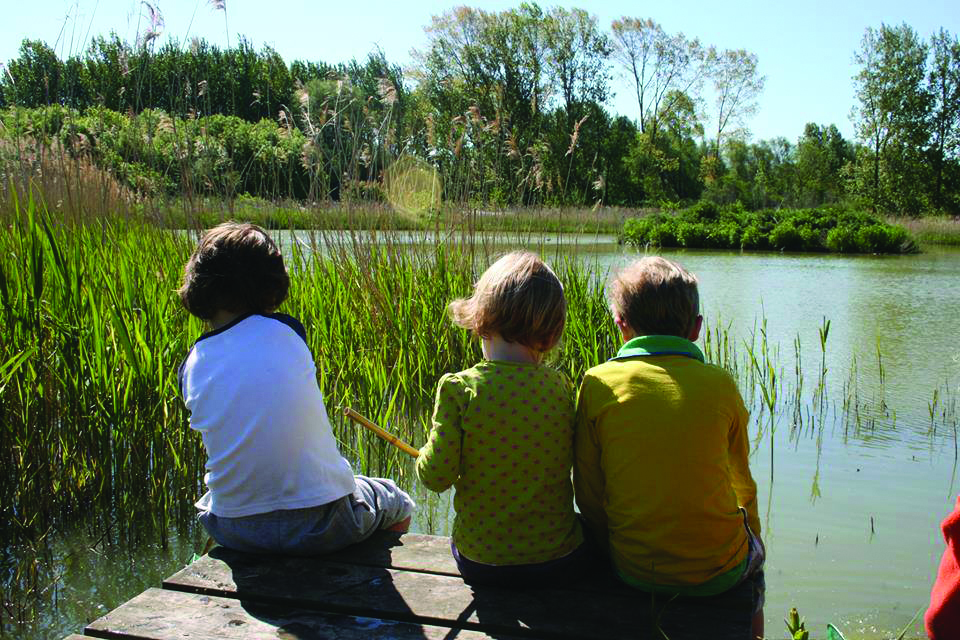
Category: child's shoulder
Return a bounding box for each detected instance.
[583,356,738,388]
[448,361,572,391]
[262,312,307,343]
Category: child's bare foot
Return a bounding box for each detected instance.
[385,516,412,533]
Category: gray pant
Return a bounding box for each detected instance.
[198,475,414,555]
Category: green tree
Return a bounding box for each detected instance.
[927,28,960,210]
[707,48,765,161]
[609,18,707,144]
[796,123,854,206]
[544,7,610,126]
[3,40,64,106]
[852,23,930,213]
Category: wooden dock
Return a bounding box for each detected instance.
[66,532,754,639]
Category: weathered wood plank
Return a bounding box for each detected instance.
[163,544,752,640]
[85,587,524,640]
[324,531,459,576]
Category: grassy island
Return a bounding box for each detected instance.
[622,202,919,254]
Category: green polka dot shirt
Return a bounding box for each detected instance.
[416,360,583,565]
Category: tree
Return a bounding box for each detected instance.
[796,123,854,206]
[544,7,610,126]
[626,89,704,203]
[927,28,960,210]
[609,18,707,143]
[3,40,64,106]
[852,23,930,213]
[708,48,765,160]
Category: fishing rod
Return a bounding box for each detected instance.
[343,408,420,458]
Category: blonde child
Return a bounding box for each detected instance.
[416,251,587,585]
[574,256,764,638]
[178,222,413,555]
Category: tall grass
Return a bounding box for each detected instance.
[0,194,626,546]
[3,194,958,638]
[895,215,960,247]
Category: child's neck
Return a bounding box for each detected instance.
[482,335,542,364]
[208,309,247,331]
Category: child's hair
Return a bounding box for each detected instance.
[178,222,289,320]
[609,256,699,338]
[449,251,565,351]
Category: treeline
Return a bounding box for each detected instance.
[1,6,958,215]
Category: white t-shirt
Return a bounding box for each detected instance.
[179,313,356,517]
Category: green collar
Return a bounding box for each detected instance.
[612,335,705,363]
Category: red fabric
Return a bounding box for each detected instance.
[926,496,960,639]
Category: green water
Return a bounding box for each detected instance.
[6,239,958,639]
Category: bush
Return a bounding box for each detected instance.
[769,221,805,251]
[675,221,709,247]
[740,224,768,250]
[824,226,857,252]
[621,201,918,254]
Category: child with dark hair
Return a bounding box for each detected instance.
[178,222,413,555]
[416,251,587,585]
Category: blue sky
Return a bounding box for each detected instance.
[3,0,958,144]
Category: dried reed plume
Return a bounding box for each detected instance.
[566,115,589,157]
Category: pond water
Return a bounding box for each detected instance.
[8,236,960,639]
[577,241,960,638]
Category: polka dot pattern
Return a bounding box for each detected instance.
[416,361,583,565]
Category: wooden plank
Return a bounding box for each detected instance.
[324,531,459,576]
[163,544,753,640]
[85,587,523,640]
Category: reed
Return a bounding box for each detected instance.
[2,192,957,639]
[894,215,960,247]
[0,194,628,546]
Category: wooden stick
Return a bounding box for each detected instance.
[343,407,420,458]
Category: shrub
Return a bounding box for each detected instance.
[740,224,768,250]
[675,221,709,247]
[622,202,918,254]
[825,226,859,253]
[769,221,805,251]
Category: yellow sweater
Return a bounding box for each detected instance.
[574,335,759,592]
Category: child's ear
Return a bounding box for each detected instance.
[614,314,635,341]
[688,315,703,342]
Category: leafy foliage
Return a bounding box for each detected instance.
[1,12,958,215]
[622,203,918,253]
